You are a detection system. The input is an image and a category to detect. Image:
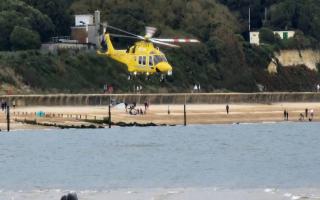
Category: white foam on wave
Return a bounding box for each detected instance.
[167,190,181,194]
[32,189,47,193]
[54,189,61,193]
[291,195,302,200]
[284,193,293,197]
[80,190,100,194]
[262,121,277,124]
[264,188,276,193]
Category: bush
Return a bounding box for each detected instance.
[259,28,276,44]
[10,26,41,50]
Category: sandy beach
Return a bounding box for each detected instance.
[1,102,319,130]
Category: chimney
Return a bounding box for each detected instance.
[94,10,101,47]
[95,10,100,27]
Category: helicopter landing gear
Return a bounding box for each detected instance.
[160,74,166,82]
[145,72,151,81]
[128,72,138,80]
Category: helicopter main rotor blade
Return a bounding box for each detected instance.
[107,25,145,40]
[109,34,139,39]
[150,39,180,48]
[145,26,157,38]
[152,38,200,43]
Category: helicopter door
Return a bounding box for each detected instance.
[138,56,146,68]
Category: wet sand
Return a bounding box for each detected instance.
[0,102,319,130]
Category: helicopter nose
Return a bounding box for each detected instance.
[156,62,173,74]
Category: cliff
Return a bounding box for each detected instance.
[268,50,320,73]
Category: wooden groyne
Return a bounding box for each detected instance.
[1,92,320,106]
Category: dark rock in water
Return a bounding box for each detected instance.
[60,195,67,200]
[115,121,168,127]
[60,192,78,200]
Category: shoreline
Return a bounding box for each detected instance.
[1,187,320,200]
[1,102,319,130]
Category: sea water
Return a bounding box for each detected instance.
[1,123,320,200]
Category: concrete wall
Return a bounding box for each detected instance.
[1,93,320,107]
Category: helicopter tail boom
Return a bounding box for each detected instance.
[104,33,115,54]
[99,33,115,55]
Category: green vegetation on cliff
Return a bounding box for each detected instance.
[0,0,320,93]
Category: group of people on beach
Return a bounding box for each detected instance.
[1,100,8,111]
[124,101,149,115]
[192,84,201,93]
[284,108,315,122]
[299,108,314,121]
[0,100,16,111]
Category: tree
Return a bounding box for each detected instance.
[0,0,54,44]
[0,11,27,50]
[21,0,73,36]
[259,28,275,44]
[10,26,41,50]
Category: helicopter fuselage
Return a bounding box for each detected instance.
[99,34,173,76]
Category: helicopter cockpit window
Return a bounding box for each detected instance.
[149,56,154,66]
[162,55,167,62]
[154,55,167,65]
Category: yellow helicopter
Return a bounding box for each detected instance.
[98,26,200,80]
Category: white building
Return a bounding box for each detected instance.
[75,14,94,26]
[71,11,101,46]
[250,30,295,45]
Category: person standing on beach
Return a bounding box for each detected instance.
[125,102,128,113]
[193,84,198,93]
[226,104,230,114]
[305,108,308,118]
[317,84,320,92]
[3,101,7,111]
[283,110,287,121]
[286,111,289,121]
[299,113,304,121]
[144,101,148,111]
[310,109,314,119]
